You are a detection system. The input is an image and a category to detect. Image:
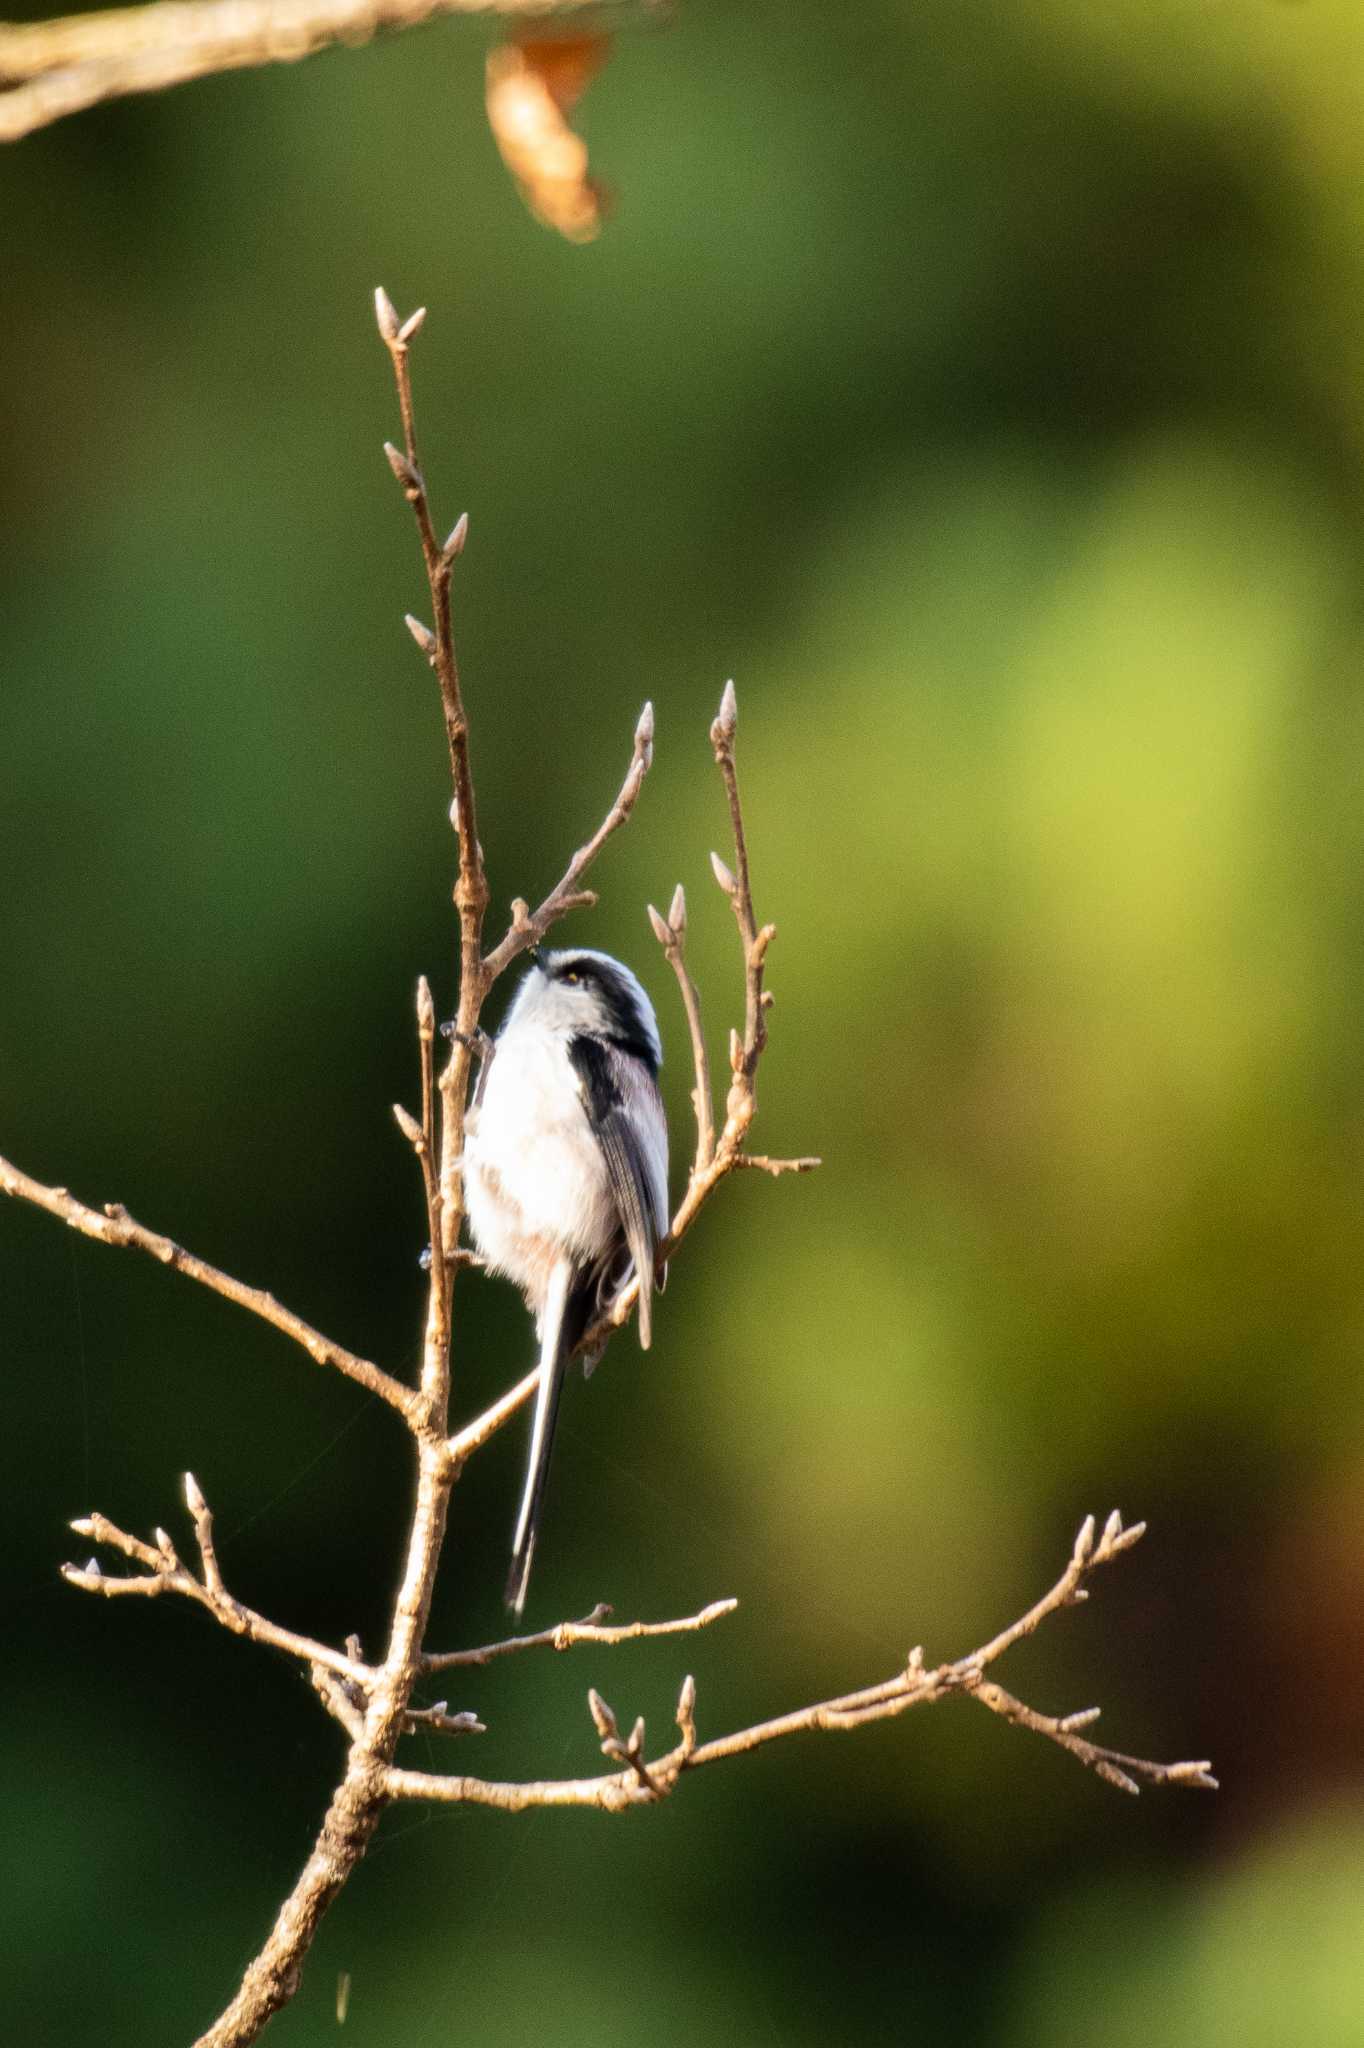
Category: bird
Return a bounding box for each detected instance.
[463,947,669,1615]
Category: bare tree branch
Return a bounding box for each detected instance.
[709,678,770,1112]
[0,0,631,144]
[0,1152,418,1422]
[375,285,489,1300]
[967,1682,1217,1795]
[423,1595,738,1672]
[402,1703,486,1737]
[730,1151,821,1175]
[481,700,655,982]
[966,1507,1140,1666]
[393,974,446,1348]
[448,1361,541,1461]
[383,1760,645,1812]
[62,1491,373,1689]
[383,1513,1216,1815]
[648,884,715,1174]
[310,1665,369,1740]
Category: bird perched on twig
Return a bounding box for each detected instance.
[464,948,669,1614]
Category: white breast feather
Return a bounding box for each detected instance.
[464,1027,618,1316]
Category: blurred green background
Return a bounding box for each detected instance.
[5,0,1364,2039]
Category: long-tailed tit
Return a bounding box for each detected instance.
[464,948,669,1615]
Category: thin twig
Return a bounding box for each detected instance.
[377,288,486,962]
[708,678,768,1107]
[730,1153,822,1175]
[394,975,448,1371]
[416,974,442,1263]
[0,0,630,143]
[0,1152,417,1422]
[377,285,488,1286]
[423,1596,738,1673]
[63,1502,373,1688]
[402,1704,486,1737]
[449,1363,540,1462]
[587,1686,658,1792]
[481,701,656,982]
[967,1682,1217,1795]
[648,885,715,1174]
[309,1667,367,1742]
[964,1508,1144,1670]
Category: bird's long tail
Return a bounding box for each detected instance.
[506,1257,583,1616]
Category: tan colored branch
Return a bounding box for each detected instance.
[376,286,488,1299]
[310,1665,368,1741]
[648,884,716,1174]
[63,1492,373,1689]
[414,973,444,1290]
[708,679,768,1101]
[384,1761,644,1812]
[393,976,448,1360]
[191,1772,391,2048]
[448,1361,541,1461]
[481,700,656,982]
[403,1703,485,1736]
[729,1152,821,1175]
[967,1682,1217,1796]
[189,298,493,2048]
[0,0,622,144]
[423,1595,737,1672]
[385,1513,1217,1816]
[966,1507,1140,1666]
[589,680,818,1336]
[0,1151,418,1422]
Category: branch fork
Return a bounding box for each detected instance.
[63,1482,373,1694]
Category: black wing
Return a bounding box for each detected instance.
[568,1034,665,1348]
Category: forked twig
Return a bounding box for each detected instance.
[381,1513,1216,1816]
[483,703,656,982]
[423,1596,738,1673]
[62,1486,372,1690]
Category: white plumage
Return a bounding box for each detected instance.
[464,948,668,1612]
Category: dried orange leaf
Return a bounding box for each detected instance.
[486,33,613,245]
[517,33,611,114]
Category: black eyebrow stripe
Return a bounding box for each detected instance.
[551,956,660,1074]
